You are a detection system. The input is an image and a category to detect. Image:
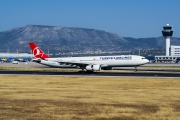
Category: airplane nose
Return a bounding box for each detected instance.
[145,59,149,63]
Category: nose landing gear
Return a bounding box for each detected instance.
[134,67,137,72]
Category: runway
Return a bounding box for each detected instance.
[0,70,180,78]
[0,62,180,77]
[1,62,180,68]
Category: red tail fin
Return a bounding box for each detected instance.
[29,42,50,59]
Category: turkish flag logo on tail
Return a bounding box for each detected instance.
[29,42,50,59]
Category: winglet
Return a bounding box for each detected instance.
[29,42,50,59]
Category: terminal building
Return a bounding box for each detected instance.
[171,45,180,56]
[153,24,180,63]
[0,53,33,62]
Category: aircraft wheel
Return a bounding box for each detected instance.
[134,67,137,72]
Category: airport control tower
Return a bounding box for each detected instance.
[162,24,174,56]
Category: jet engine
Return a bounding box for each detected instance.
[86,65,101,71]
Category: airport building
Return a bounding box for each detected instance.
[154,56,177,63]
[0,53,33,62]
[171,45,180,56]
[154,24,180,63]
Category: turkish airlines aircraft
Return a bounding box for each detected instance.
[29,42,149,72]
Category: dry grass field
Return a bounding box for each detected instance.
[0,76,180,120]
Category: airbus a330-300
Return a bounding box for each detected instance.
[29,42,149,72]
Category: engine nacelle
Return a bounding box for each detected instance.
[86,65,101,71]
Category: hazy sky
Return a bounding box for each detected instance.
[0,0,180,38]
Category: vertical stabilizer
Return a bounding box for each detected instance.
[29,42,50,59]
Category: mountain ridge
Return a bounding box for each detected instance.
[0,25,180,53]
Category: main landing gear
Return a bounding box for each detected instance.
[79,65,86,73]
[134,67,137,72]
[79,66,95,73]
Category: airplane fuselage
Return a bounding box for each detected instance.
[43,55,149,68]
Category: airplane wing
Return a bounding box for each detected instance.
[57,59,108,68]
[58,60,91,66]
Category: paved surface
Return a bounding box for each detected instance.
[0,70,180,78]
[0,62,48,68]
[0,62,180,78]
[1,62,180,68]
[142,63,180,66]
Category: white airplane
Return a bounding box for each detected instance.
[29,42,149,72]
